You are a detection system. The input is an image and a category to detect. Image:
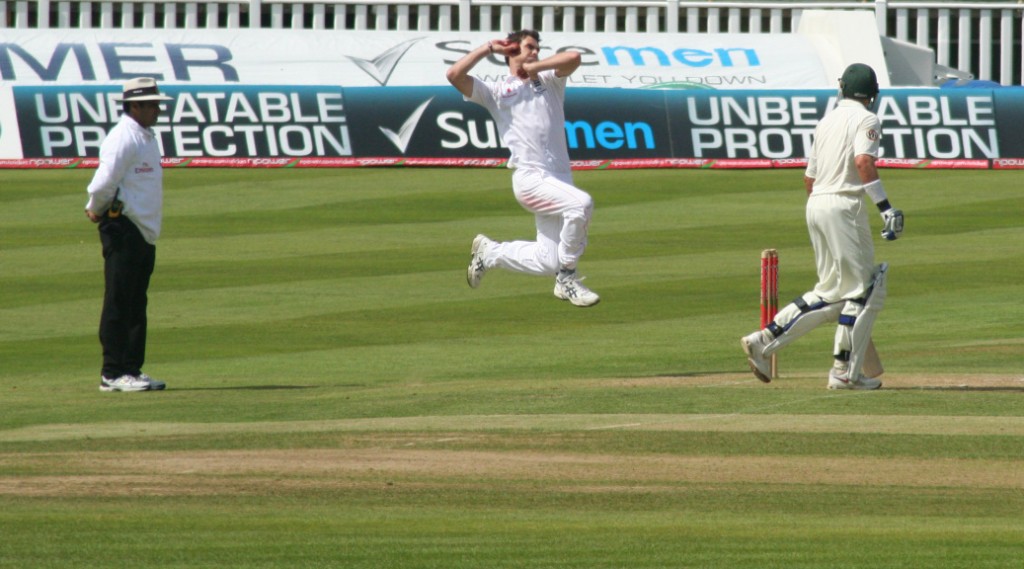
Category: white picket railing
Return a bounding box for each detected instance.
[2,1,1022,84]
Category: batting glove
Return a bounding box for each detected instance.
[881,208,904,241]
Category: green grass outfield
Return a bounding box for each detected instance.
[1,167,1021,568]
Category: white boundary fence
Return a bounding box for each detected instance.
[2,0,1022,85]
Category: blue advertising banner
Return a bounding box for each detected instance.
[4,84,1022,166]
[349,86,1019,163]
[15,84,350,158]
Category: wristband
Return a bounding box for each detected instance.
[863,178,887,205]
[488,42,494,54]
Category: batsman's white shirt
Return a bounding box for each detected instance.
[85,114,164,244]
[803,99,881,302]
[467,70,571,174]
[805,99,881,195]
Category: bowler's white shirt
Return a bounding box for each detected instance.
[85,113,164,244]
[805,99,881,196]
[467,70,571,174]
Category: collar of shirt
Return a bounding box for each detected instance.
[837,99,867,110]
[121,113,157,139]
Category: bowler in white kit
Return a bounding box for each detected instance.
[446,29,600,307]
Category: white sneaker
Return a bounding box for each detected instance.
[467,234,493,289]
[138,373,166,391]
[828,368,882,390]
[553,271,600,307]
[741,330,772,383]
[99,374,151,392]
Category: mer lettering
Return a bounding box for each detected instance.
[0,42,239,81]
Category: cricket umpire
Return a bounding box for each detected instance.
[85,77,171,392]
[742,63,904,390]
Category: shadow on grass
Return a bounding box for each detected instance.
[887,386,1024,392]
[168,385,325,391]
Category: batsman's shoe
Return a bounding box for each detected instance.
[467,234,493,289]
[741,330,772,383]
[553,271,600,307]
[828,368,882,390]
[99,374,151,393]
[138,373,166,391]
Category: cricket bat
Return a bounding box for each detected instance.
[862,338,884,378]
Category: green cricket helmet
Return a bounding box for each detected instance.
[839,63,879,101]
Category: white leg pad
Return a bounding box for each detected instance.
[763,293,843,356]
[842,263,888,379]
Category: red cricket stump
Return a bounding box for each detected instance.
[760,249,779,379]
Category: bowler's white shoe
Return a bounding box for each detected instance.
[828,368,882,390]
[99,374,150,393]
[554,271,600,307]
[467,234,494,289]
[741,330,772,383]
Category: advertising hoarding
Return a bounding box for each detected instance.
[1,29,1021,168]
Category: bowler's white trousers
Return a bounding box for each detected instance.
[484,168,593,275]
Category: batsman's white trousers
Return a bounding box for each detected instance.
[765,191,876,360]
[806,192,875,303]
[763,192,877,358]
[486,168,593,275]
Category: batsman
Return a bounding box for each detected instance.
[741,63,904,390]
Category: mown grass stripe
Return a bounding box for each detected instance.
[3,413,1023,442]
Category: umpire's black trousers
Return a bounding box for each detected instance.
[98,215,155,379]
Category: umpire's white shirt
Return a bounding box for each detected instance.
[85,113,164,244]
[467,70,571,174]
[805,99,881,195]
